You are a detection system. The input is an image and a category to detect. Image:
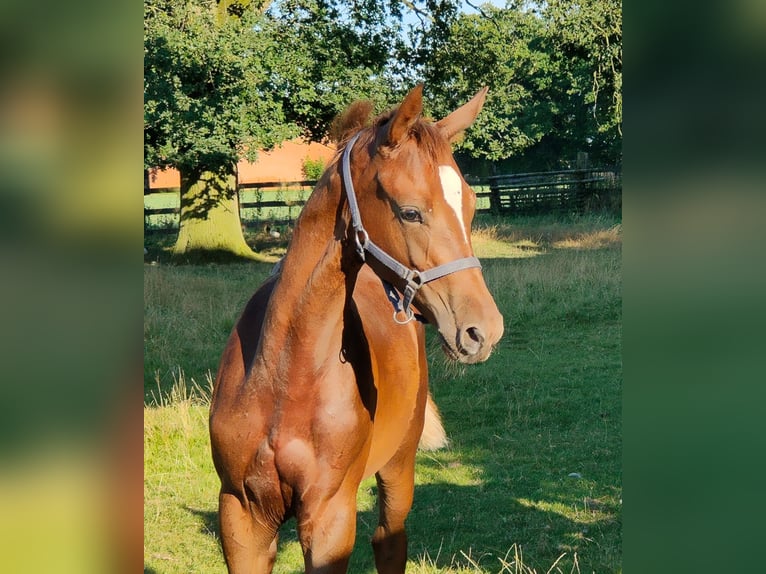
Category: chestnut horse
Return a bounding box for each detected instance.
[210,85,504,573]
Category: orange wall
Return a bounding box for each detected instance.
[147,139,336,188]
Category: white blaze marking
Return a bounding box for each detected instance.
[438,165,467,243]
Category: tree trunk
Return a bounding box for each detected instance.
[173,164,257,258]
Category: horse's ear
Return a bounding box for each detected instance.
[436,86,489,143]
[385,84,424,147]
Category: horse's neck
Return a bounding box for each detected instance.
[254,180,359,377]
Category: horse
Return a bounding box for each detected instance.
[209,85,504,573]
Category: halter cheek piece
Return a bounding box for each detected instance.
[342,132,482,324]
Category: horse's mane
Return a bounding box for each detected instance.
[329,100,375,145]
[330,100,447,161]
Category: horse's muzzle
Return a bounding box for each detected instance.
[450,314,504,364]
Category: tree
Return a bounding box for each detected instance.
[263,0,419,140]
[542,0,622,165]
[145,0,296,258]
[420,5,554,163]
[145,0,621,256]
[144,0,428,257]
[419,1,622,170]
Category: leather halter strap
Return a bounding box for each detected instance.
[341,132,482,324]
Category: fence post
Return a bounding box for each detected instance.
[575,152,589,210]
[488,178,502,215]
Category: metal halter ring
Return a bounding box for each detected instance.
[354,228,369,259]
[408,269,423,287]
[392,307,415,325]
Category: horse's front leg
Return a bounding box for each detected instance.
[219,489,279,574]
[297,484,360,574]
[371,453,417,574]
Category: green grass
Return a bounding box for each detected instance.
[144,213,621,573]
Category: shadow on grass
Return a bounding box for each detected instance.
[400,483,599,572]
[185,478,608,573]
[144,247,279,266]
[144,229,291,266]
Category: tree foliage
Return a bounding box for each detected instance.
[144,0,622,181]
[543,0,622,163]
[262,0,406,141]
[144,0,296,172]
[422,5,553,161]
[421,0,622,168]
[143,0,429,168]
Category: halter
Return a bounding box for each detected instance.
[342,132,482,324]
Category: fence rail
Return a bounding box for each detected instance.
[486,168,621,215]
[145,168,621,234]
[238,180,316,189]
[144,180,315,234]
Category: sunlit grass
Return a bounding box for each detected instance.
[471,213,620,259]
[471,225,544,259]
[552,224,621,250]
[144,374,222,573]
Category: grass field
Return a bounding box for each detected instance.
[144,213,622,573]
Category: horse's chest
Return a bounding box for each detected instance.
[362,362,423,477]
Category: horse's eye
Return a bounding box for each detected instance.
[400,208,422,223]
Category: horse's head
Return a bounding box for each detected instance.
[343,85,504,364]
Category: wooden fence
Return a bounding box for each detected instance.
[237,180,313,229]
[144,180,316,234]
[485,168,621,215]
[145,168,621,234]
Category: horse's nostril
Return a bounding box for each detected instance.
[459,326,485,355]
[466,326,484,345]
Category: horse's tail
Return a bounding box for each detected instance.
[418,391,449,451]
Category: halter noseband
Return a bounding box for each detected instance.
[341,132,482,324]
